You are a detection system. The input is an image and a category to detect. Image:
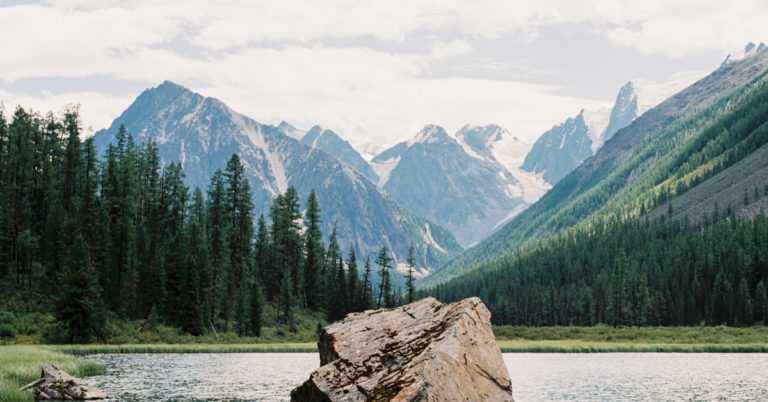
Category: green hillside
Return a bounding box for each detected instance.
[420,48,768,288]
[418,61,768,328]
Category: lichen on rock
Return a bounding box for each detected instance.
[291,297,514,401]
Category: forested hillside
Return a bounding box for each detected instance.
[420,58,768,328]
[420,47,768,288]
[0,106,418,343]
[423,211,768,328]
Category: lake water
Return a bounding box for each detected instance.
[86,353,768,401]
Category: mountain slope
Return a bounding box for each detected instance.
[370,125,545,246]
[420,49,768,287]
[93,81,462,269]
[295,125,379,182]
[522,71,708,185]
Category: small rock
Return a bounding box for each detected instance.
[291,297,514,401]
[20,363,107,400]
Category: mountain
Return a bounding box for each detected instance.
[418,53,768,329]
[355,142,385,162]
[720,42,767,67]
[370,124,547,247]
[522,71,709,185]
[420,48,768,288]
[291,124,379,182]
[276,120,306,140]
[92,81,462,270]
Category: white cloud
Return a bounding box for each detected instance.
[430,39,473,60]
[2,0,764,145]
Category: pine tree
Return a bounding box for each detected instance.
[279,267,297,331]
[303,190,323,309]
[755,281,767,324]
[346,244,360,313]
[234,283,249,336]
[375,247,393,309]
[249,281,264,337]
[405,245,417,304]
[360,256,373,311]
[52,236,104,343]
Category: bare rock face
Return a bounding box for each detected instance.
[19,363,107,400]
[291,297,514,402]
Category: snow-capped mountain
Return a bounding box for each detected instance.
[720,42,767,67]
[370,124,549,246]
[276,120,306,140]
[289,124,379,183]
[355,142,385,162]
[93,81,463,269]
[522,70,709,184]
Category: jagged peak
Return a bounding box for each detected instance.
[721,42,767,67]
[407,124,451,146]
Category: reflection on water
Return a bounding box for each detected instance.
[87,353,768,401]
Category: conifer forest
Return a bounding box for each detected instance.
[0,106,418,343]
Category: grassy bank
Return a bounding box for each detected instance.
[54,343,317,355]
[497,340,768,353]
[0,346,103,402]
[493,325,768,344]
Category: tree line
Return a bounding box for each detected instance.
[423,209,768,328]
[0,105,418,342]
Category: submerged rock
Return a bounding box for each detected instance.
[20,363,107,400]
[291,297,514,401]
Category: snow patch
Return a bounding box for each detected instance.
[233,111,288,195]
[582,107,613,153]
[180,140,186,169]
[370,157,400,187]
[423,223,446,253]
[631,71,710,116]
[395,263,431,279]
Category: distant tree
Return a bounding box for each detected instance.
[360,256,373,311]
[375,246,393,309]
[405,245,417,304]
[346,244,360,312]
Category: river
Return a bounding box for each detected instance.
[86,353,768,401]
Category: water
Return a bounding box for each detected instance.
[86,353,768,401]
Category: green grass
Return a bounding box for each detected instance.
[497,340,768,353]
[493,325,768,344]
[0,346,104,402]
[53,343,318,355]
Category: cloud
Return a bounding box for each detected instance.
[3,0,764,145]
[430,39,473,60]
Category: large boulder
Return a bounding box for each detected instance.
[291,297,514,401]
[19,363,107,400]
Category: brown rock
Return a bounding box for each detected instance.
[291,297,514,401]
[20,363,107,400]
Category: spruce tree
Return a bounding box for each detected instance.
[346,244,360,313]
[303,191,323,309]
[53,236,104,343]
[405,245,417,304]
[360,256,373,311]
[375,246,393,309]
[249,281,264,337]
[279,267,297,330]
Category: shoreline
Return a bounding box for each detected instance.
[13,340,768,355]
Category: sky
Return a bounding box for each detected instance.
[0,0,765,146]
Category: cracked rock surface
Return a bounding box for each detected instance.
[21,363,107,400]
[291,297,514,401]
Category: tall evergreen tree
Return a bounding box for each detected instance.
[405,245,417,304]
[375,246,393,309]
[52,236,104,343]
